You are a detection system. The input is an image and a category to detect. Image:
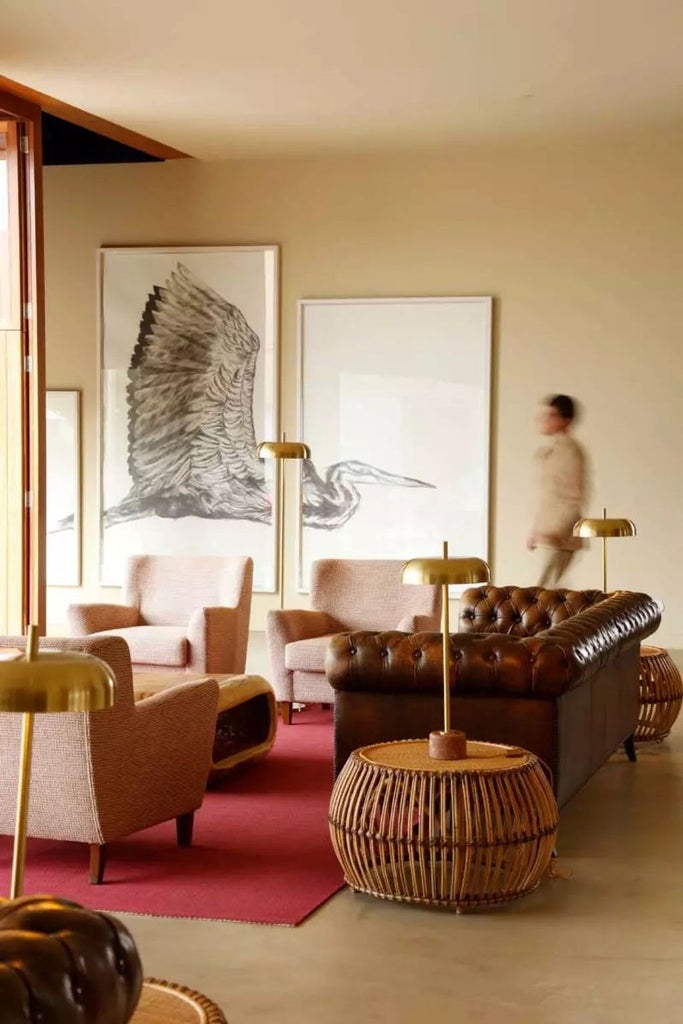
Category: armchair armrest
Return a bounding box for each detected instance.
[67,603,139,636]
[396,612,441,632]
[132,678,220,813]
[187,606,247,674]
[266,609,342,701]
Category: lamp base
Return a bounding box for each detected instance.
[429,730,467,760]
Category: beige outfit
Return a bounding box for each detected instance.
[532,432,586,587]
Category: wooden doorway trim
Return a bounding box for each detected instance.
[0,75,190,160]
[0,91,46,632]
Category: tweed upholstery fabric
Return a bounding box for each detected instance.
[0,635,218,846]
[285,635,337,673]
[266,559,441,707]
[68,555,253,674]
[96,626,188,667]
[311,559,440,632]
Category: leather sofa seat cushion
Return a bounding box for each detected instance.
[95,626,189,667]
[285,635,336,673]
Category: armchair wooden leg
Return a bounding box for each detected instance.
[278,701,293,725]
[176,811,195,848]
[89,844,107,885]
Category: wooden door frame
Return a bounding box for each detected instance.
[0,88,45,632]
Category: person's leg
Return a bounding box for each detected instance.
[537,548,574,588]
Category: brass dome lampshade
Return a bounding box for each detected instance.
[0,627,115,898]
[573,506,636,592]
[257,432,311,609]
[402,541,490,760]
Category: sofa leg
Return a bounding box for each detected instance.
[89,844,107,885]
[278,701,293,725]
[624,734,637,762]
[176,812,195,848]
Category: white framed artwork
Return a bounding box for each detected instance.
[297,297,492,593]
[46,389,81,587]
[98,245,279,590]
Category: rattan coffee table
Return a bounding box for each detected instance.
[132,979,227,1022]
[329,738,559,911]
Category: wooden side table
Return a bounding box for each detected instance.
[132,979,227,1023]
[329,739,558,911]
[635,645,683,743]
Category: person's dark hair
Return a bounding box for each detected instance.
[547,394,576,422]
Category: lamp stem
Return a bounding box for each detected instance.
[602,506,608,592]
[11,625,38,899]
[278,432,286,610]
[442,540,450,734]
[11,713,34,899]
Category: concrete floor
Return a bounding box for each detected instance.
[117,650,683,1023]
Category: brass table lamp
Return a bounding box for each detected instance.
[0,627,115,898]
[402,541,490,760]
[573,506,636,591]
[257,432,311,609]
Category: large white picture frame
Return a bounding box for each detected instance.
[297,297,492,592]
[46,389,81,587]
[98,245,279,590]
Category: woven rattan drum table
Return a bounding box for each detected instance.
[635,645,683,743]
[329,739,559,912]
[132,979,227,1023]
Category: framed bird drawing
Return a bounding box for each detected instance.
[297,297,492,594]
[98,246,279,590]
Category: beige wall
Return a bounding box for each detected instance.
[43,132,683,644]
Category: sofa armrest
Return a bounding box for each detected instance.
[187,606,247,674]
[526,590,661,689]
[68,603,139,636]
[266,609,341,701]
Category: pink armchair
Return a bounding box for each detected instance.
[0,635,218,883]
[266,559,441,722]
[68,555,253,675]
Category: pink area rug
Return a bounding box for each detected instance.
[0,708,344,925]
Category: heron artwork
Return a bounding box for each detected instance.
[98,263,434,533]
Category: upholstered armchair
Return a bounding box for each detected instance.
[68,555,253,675]
[0,635,218,883]
[266,558,441,722]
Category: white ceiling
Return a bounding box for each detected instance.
[2,0,683,159]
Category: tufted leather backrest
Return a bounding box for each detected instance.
[327,591,661,700]
[459,585,608,636]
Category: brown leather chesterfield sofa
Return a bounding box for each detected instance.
[327,586,661,806]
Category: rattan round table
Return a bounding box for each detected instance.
[131,980,227,1023]
[635,645,683,743]
[329,738,559,912]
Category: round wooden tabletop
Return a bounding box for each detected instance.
[357,738,532,774]
[131,980,227,1023]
